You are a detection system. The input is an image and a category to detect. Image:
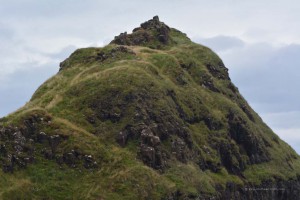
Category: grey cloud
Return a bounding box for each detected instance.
[262,111,300,130]
[275,128,300,154]
[0,24,14,40]
[193,36,245,52]
[208,41,300,113]
[0,63,57,117]
[44,45,77,62]
[0,42,74,117]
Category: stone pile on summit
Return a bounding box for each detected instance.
[111,16,172,47]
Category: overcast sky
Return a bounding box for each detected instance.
[0,0,300,153]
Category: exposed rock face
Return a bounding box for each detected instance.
[110,16,171,48]
[112,86,272,176]
[0,112,99,172]
[164,178,300,200]
[0,114,50,172]
[227,111,270,165]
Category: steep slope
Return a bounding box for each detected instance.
[0,16,300,200]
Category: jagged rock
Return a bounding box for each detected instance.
[171,138,188,163]
[240,103,255,122]
[13,144,23,155]
[42,148,54,160]
[141,128,160,147]
[227,111,270,164]
[200,73,220,92]
[112,32,128,45]
[48,135,61,153]
[218,142,246,174]
[13,131,26,146]
[0,144,7,156]
[37,132,48,144]
[140,144,156,168]
[14,156,27,168]
[23,157,34,164]
[55,155,64,165]
[206,62,230,80]
[203,115,223,130]
[83,155,97,169]
[111,16,171,48]
[157,25,170,44]
[140,16,167,31]
[201,160,222,173]
[2,154,14,173]
[63,151,77,167]
[116,131,129,147]
[59,46,135,71]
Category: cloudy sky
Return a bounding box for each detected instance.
[1,0,300,153]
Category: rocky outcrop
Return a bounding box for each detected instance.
[112,85,273,176]
[163,177,300,200]
[227,111,270,164]
[110,16,171,48]
[116,123,168,170]
[220,177,300,200]
[205,62,230,80]
[0,114,50,172]
[0,112,99,172]
[116,117,193,171]
[59,46,135,71]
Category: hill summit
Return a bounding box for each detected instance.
[0,16,300,200]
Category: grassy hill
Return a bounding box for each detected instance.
[0,16,299,200]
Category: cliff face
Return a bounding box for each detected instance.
[0,16,300,200]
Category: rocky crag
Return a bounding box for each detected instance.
[0,16,300,200]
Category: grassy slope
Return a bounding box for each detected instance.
[0,29,300,199]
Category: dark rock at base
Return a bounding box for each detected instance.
[162,177,300,199]
[206,62,230,80]
[218,178,300,200]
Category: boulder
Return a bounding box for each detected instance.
[48,135,61,153]
[116,131,129,147]
[140,144,156,167]
[36,132,48,144]
[141,128,161,147]
[84,155,97,169]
